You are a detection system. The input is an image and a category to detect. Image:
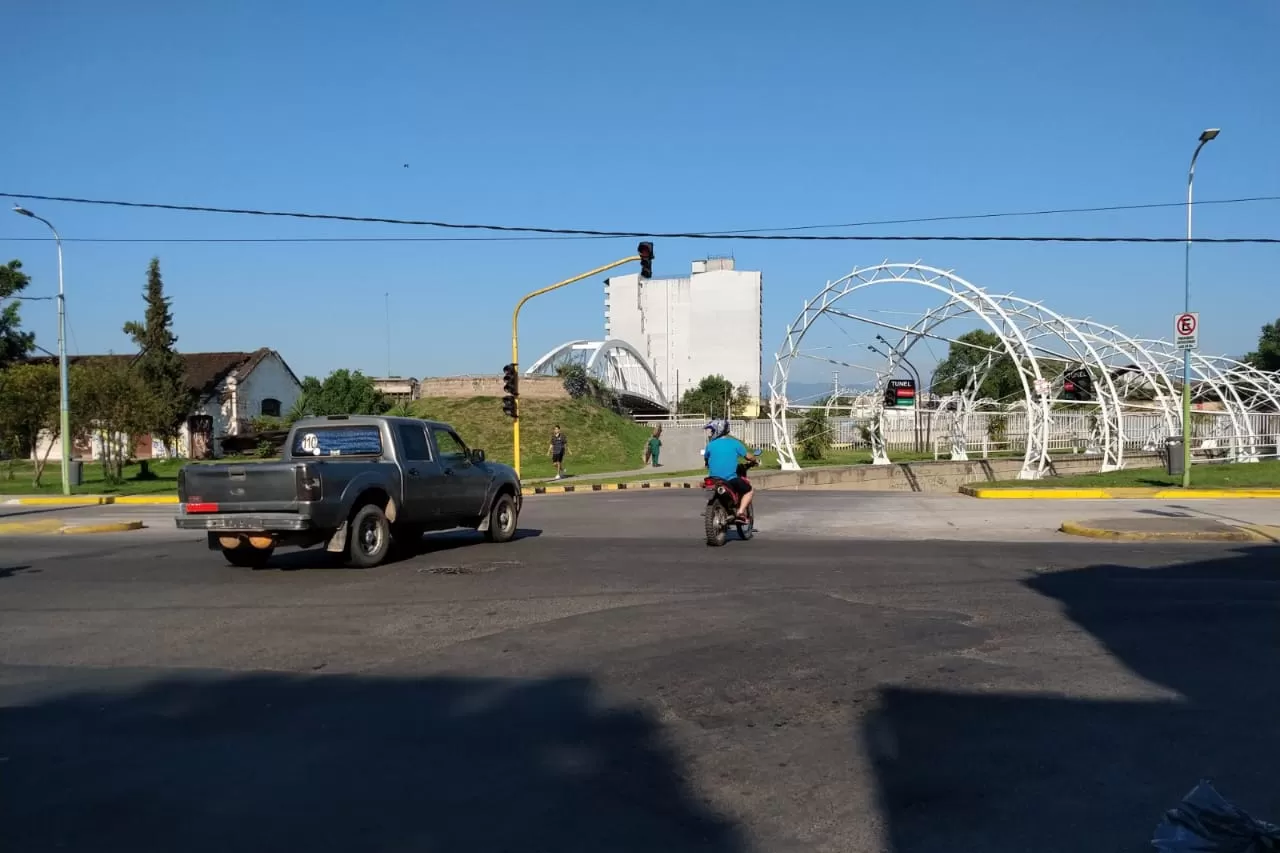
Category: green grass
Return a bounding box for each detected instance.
[979,459,1280,489]
[412,396,652,480]
[0,456,266,496]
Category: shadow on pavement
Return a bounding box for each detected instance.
[0,670,743,853]
[263,528,544,571]
[0,564,36,579]
[863,544,1280,853]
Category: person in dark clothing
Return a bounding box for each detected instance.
[548,425,568,479]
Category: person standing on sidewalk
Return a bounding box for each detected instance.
[549,425,568,479]
[647,425,663,467]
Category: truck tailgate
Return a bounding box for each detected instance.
[180,462,301,511]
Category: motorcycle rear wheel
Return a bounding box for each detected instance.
[704,502,728,547]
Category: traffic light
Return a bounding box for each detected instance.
[1061,367,1093,401]
[502,363,519,418]
[638,241,654,279]
[884,378,916,408]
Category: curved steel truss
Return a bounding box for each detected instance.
[769,262,1280,478]
[525,339,670,412]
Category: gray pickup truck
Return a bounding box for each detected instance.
[175,415,523,568]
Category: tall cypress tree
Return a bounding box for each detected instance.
[123,258,192,453]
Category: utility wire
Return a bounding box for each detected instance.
[2,191,1279,243]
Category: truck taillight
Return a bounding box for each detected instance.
[295,465,322,502]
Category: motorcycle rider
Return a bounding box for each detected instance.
[702,419,757,523]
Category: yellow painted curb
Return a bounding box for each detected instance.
[9,496,113,506]
[962,487,1115,499]
[59,520,146,535]
[7,494,179,506]
[0,518,68,535]
[1151,489,1280,499]
[1059,520,1268,542]
[0,518,145,535]
[521,481,698,496]
[965,486,1280,500]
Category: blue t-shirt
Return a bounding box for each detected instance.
[705,436,748,480]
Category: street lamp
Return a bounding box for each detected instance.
[1181,128,1219,488]
[12,205,71,496]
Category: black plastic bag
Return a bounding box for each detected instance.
[1153,780,1280,852]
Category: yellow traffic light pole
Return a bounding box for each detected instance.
[511,251,648,478]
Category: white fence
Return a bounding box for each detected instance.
[641,411,1280,455]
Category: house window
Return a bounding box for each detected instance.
[260,398,282,418]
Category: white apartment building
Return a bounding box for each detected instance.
[604,256,763,415]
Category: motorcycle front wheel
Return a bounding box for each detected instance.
[704,501,728,547]
[736,504,755,541]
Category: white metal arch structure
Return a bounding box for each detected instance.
[877,293,1130,471]
[1134,338,1259,461]
[524,338,670,412]
[1066,319,1183,450]
[770,263,1052,479]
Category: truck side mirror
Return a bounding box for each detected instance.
[470,448,485,463]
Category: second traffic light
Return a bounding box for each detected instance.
[638,241,654,279]
[502,362,519,418]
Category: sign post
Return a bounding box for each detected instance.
[1175,312,1199,488]
[1174,312,1199,351]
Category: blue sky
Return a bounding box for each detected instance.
[3,0,1278,385]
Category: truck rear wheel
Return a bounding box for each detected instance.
[346,503,391,568]
[484,493,518,543]
[222,546,274,569]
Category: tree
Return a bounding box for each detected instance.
[679,374,749,420]
[72,357,153,484]
[929,330,1023,402]
[123,258,193,452]
[1243,318,1280,372]
[795,407,831,461]
[0,362,60,483]
[291,370,390,419]
[0,260,36,369]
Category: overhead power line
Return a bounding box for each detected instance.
[2,191,1278,244]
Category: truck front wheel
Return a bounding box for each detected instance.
[484,493,519,543]
[346,503,392,568]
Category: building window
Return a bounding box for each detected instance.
[260,398,282,418]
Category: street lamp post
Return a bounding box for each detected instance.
[1182,128,1220,488]
[12,205,72,496]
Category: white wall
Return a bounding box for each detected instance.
[605,265,762,414]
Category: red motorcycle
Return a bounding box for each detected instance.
[702,455,758,547]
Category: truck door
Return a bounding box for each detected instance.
[395,422,438,523]
[430,426,487,521]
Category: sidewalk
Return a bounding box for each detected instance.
[528,465,693,484]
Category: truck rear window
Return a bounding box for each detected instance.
[292,425,382,458]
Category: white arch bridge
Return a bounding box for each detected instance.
[525,339,671,414]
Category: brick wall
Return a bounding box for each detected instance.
[419,375,569,400]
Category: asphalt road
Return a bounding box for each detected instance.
[2,490,1277,852]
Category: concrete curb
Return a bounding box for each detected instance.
[4,495,179,506]
[0,518,146,536]
[963,486,1280,500]
[1058,520,1275,543]
[522,481,698,496]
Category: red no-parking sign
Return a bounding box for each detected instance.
[1174,312,1199,351]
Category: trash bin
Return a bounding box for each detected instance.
[1164,437,1185,476]
[67,458,83,487]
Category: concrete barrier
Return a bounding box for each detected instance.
[750,452,1165,493]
